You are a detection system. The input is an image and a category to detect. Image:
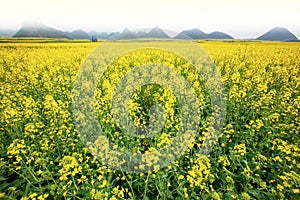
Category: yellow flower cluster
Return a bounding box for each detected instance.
[234,143,247,156]
[7,139,27,166]
[58,155,82,181]
[187,155,211,188]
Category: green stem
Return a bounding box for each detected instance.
[143,173,150,200]
[120,168,135,197]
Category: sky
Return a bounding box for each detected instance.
[1,0,299,39]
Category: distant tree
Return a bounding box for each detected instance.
[91,35,98,42]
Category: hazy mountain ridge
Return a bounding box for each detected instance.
[13,21,68,38]
[64,30,91,39]
[0,29,17,37]
[109,27,136,40]
[140,27,170,39]
[108,27,170,40]
[256,27,298,41]
[175,28,233,39]
[4,21,299,41]
[175,28,207,39]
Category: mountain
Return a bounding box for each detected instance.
[174,33,193,40]
[135,31,147,38]
[88,30,109,39]
[175,28,233,39]
[207,31,233,39]
[97,32,109,39]
[109,27,136,40]
[0,29,17,37]
[141,27,170,39]
[64,29,90,39]
[107,27,170,40]
[256,27,298,41]
[13,21,68,38]
[175,28,207,39]
[107,32,119,38]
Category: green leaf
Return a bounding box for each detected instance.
[0,176,8,181]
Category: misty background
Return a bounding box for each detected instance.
[1,0,299,39]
